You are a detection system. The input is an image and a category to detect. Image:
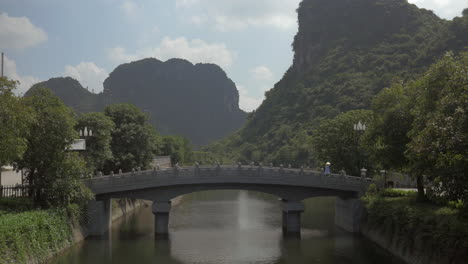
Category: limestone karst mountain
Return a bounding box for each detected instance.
[26,58,247,146]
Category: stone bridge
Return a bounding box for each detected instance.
[86,164,372,236]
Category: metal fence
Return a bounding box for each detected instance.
[0,184,30,198]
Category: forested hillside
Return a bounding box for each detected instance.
[207,0,468,166]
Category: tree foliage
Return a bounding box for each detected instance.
[76,112,115,173]
[366,81,413,171]
[103,103,159,172]
[160,135,193,165]
[0,78,32,168]
[311,110,374,175]
[406,52,468,205]
[16,87,92,206]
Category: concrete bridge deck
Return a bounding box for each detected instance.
[86,164,372,236]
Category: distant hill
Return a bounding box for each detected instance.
[103,58,246,146]
[26,77,103,113]
[25,59,247,146]
[210,0,468,165]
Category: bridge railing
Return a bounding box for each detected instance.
[86,164,374,194]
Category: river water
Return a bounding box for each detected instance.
[49,191,403,264]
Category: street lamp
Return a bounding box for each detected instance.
[353,120,366,173]
[79,127,93,137]
[71,127,93,151]
[353,120,366,132]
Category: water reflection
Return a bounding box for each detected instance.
[49,191,404,264]
[170,191,281,264]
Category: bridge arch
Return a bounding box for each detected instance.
[86,165,370,236]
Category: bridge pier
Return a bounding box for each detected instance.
[87,199,112,236]
[335,197,364,232]
[152,201,171,234]
[282,200,304,234]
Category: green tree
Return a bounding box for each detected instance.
[160,135,193,165]
[407,51,468,204]
[0,77,33,186]
[311,109,374,176]
[104,103,159,172]
[76,112,115,173]
[17,87,92,206]
[366,80,413,172]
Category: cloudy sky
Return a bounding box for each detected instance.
[1,0,466,111]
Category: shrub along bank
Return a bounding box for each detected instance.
[362,188,468,264]
[0,199,76,264]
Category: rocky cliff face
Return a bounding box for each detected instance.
[216,0,467,164]
[102,58,246,146]
[25,59,247,146]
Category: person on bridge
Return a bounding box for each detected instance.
[324,162,331,175]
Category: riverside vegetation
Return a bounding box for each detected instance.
[1,0,466,263]
[0,76,212,263]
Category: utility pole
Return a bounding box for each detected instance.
[1,52,4,77]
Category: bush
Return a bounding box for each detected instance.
[0,198,34,212]
[363,195,468,263]
[0,209,72,264]
[380,188,413,198]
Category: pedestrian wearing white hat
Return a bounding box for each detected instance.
[324,162,331,175]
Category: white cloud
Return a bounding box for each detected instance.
[3,56,41,95]
[408,0,467,19]
[119,1,142,21]
[108,36,236,68]
[63,62,108,93]
[0,12,47,50]
[237,85,263,112]
[175,0,300,31]
[249,66,273,81]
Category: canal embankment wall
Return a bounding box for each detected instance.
[36,198,145,264]
[358,192,467,264]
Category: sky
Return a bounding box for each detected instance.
[0,0,466,112]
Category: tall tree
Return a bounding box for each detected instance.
[104,103,159,172]
[160,135,193,165]
[366,80,413,172]
[407,51,468,203]
[76,112,115,173]
[311,109,374,176]
[0,77,33,186]
[17,87,91,206]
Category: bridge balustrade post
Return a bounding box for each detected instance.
[173,164,179,177]
[279,164,284,177]
[152,201,171,234]
[109,171,114,185]
[360,168,368,194]
[194,162,200,176]
[215,161,221,176]
[282,200,304,234]
[237,162,242,176]
[258,163,263,176]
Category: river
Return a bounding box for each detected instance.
[49,190,404,264]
